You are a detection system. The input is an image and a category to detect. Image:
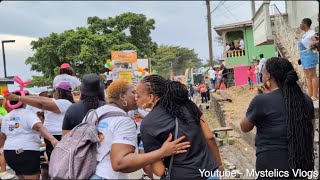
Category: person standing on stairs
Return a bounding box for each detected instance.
[298,18,319,101]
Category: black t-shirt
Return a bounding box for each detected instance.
[140,104,217,179]
[62,100,105,130]
[246,89,314,154]
[222,68,228,78]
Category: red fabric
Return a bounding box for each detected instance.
[200,86,207,92]
[234,65,257,86]
[247,70,254,80]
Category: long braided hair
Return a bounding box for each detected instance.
[141,75,202,125]
[265,57,314,170]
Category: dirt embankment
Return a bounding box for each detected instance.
[217,85,257,126]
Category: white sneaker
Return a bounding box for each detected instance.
[0,171,15,179]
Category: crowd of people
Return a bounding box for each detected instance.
[0,27,318,179]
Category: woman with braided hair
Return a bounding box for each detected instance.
[240,57,315,178]
[136,75,223,179]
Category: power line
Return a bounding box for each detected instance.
[213,2,244,17]
[210,1,224,14]
[222,3,239,22]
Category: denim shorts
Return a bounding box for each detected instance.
[90,174,107,180]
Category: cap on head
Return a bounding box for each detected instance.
[60,63,71,69]
[56,82,72,91]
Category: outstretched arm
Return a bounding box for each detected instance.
[4,94,60,113]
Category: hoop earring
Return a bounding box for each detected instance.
[142,102,154,112]
[122,100,128,107]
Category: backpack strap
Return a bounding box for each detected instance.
[165,117,179,180]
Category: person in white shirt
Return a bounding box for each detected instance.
[90,80,190,179]
[258,54,267,83]
[226,43,230,51]
[0,91,58,180]
[26,87,48,122]
[53,63,81,91]
[4,82,74,161]
[208,67,216,92]
[254,60,261,84]
[239,37,245,49]
[104,68,113,89]
[128,108,153,179]
[298,18,319,101]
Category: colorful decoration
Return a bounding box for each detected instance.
[104,59,113,70]
[152,69,158,75]
[3,76,30,109]
[137,67,143,73]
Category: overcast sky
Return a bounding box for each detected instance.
[0,0,285,90]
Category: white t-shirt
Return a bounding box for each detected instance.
[104,71,113,81]
[254,65,259,74]
[208,69,216,80]
[1,108,41,151]
[258,58,267,73]
[128,108,149,135]
[226,45,230,51]
[94,105,137,179]
[53,74,81,90]
[301,29,316,49]
[217,70,223,79]
[239,39,245,49]
[44,99,72,135]
[26,105,41,114]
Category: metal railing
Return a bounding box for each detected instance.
[272,4,306,86]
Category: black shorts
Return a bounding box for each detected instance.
[44,135,61,161]
[4,150,40,176]
[137,133,142,147]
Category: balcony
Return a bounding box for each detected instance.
[226,50,245,57]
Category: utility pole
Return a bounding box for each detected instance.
[251,0,255,18]
[206,0,214,67]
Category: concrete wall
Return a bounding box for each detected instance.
[286,1,319,30]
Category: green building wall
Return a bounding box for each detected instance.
[225,26,276,68]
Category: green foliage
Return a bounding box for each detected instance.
[26,13,157,87]
[151,45,203,78]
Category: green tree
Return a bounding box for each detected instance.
[26,13,156,87]
[151,45,203,78]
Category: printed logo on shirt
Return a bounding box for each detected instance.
[98,122,109,129]
[9,117,15,121]
[15,123,20,129]
[98,132,104,142]
[8,124,15,131]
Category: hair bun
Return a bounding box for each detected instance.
[285,70,298,85]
